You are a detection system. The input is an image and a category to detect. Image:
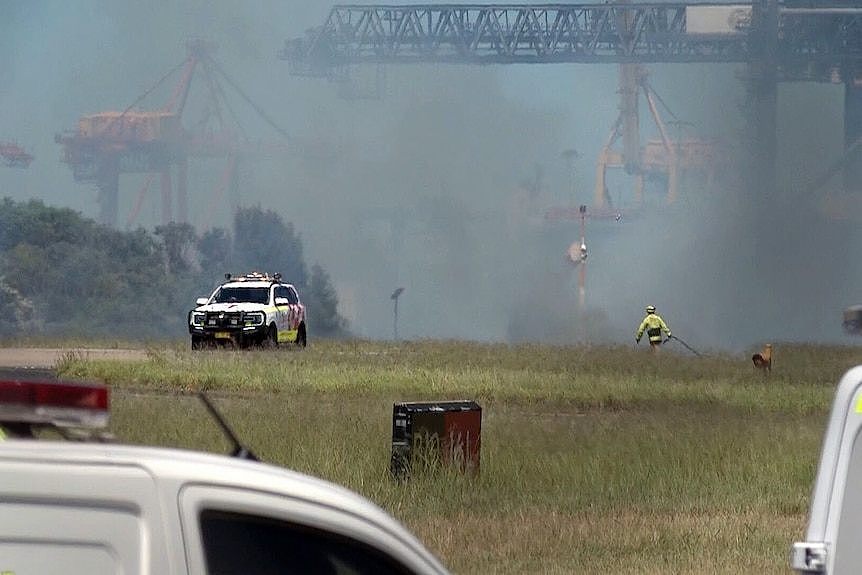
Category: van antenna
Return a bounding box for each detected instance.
[197,391,259,461]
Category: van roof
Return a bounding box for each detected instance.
[0,439,362,508]
[0,439,445,572]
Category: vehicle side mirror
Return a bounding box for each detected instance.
[196,297,209,306]
[275,297,289,306]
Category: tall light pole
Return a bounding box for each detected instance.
[566,206,588,309]
[390,287,405,341]
[565,205,589,343]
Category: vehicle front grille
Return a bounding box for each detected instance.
[204,312,243,328]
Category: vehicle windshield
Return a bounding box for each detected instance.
[212,286,269,305]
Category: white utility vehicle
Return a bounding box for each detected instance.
[189,272,307,350]
[0,372,449,575]
[792,366,862,574]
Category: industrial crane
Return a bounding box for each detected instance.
[0,142,33,169]
[281,1,862,198]
[592,63,727,210]
[282,1,862,313]
[56,39,289,228]
[280,3,861,73]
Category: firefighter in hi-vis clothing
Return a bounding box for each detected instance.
[636,305,672,351]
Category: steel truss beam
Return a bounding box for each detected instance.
[280,3,862,78]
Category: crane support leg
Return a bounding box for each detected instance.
[749,78,778,199]
[594,156,608,208]
[667,165,679,204]
[749,0,779,199]
[228,155,240,211]
[161,169,173,225]
[845,80,862,191]
[97,157,119,227]
[177,158,188,224]
[620,64,640,174]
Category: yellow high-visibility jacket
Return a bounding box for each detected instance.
[636,313,672,343]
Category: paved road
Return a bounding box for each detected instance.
[0,348,148,369]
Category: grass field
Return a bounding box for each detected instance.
[55,340,862,574]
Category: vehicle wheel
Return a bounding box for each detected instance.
[296,323,307,348]
[191,336,203,350]
[264,324,278,349]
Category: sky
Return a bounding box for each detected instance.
[0,1,858,351]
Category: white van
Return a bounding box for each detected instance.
[792,365,862,574]
[0,376,449,575]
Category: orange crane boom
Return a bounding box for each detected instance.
[56,39,289,228]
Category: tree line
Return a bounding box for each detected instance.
[0,198,347,340]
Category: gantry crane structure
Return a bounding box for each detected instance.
[281,1,862,315]
[0,142,33,169]
[281,2,861,76]
[281,2,862,196]
[592,62,728,209]
[57,39,289,228]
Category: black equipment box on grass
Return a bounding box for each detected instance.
[390,400,482,478]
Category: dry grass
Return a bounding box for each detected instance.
[55,339,852,573]
[414,509,803,574]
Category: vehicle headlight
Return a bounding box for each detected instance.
[192,312,206,326]
[244,312,264,326]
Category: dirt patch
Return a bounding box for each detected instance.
[0,348,148,369]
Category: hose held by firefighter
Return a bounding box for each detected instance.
[636,305,672,351]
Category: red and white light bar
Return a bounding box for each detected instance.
[0,379,109,429]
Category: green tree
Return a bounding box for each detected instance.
[155,222,198,275]
[0,198,347,340]
[230,206,348,337]
[198,227,232,276]
[0,274,33,336]
[232,206,307,287]
[0,198,92,250]
[0,198,173,338]
[305,264,347,337]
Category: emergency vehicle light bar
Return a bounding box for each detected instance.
[224,271,283,283]
[0,379,109,429]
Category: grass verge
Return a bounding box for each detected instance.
[56,339,855,573]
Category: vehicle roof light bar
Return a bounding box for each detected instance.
[224,271,284,283]
[0,379,110,429]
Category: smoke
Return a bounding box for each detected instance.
[0,1,859,350]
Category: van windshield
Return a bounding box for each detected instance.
[212,287,269,305]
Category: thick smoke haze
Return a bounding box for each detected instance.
[0,1,859,351]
